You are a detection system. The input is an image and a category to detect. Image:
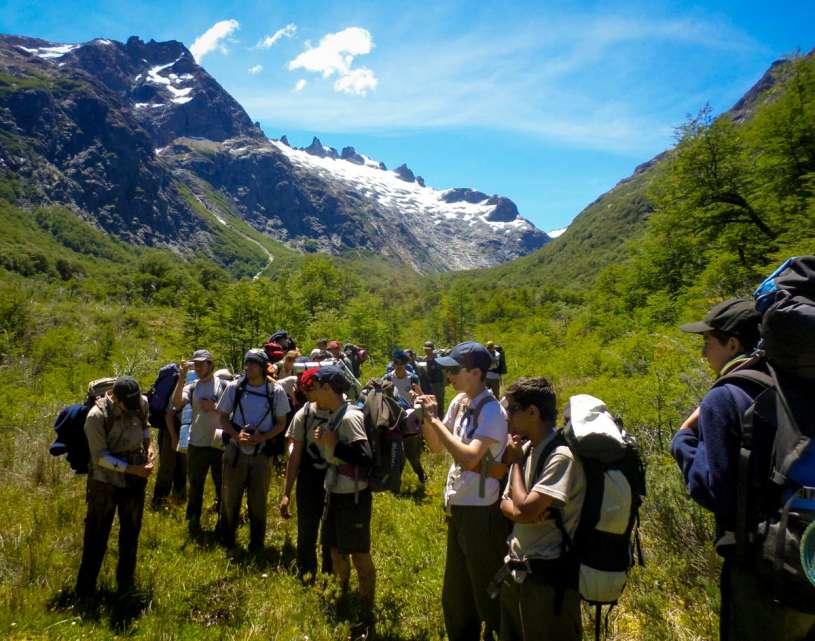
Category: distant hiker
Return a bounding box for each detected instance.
[280,351,298,379]
[150,368,187,509]
[216,349,290,551]
[423,341,446,409]
[310,365,376,636]
[671,296,815,640]
[416,341,510,641]
[75,377,155,597]
[171,350,227,534]
[327,340,354,372]
[497,377,585,641]
[310,338,329,360]
[279,368,333,579]
[384,350,424,489]
[485,341,505,399]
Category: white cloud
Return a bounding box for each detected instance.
[190,19,240,62]
[248,64,263,75]
[256,24,297,49]
[294,79,307,92]
[288,27,377,95]
[334,67,377,95]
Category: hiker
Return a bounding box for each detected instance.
[485,341,504,399]
[497,377,585,641]
[171,350,227,534]
[279,368,333,579]
[671,296,815,640]
[75,377,155,597]
[310,364,376,635]
[216,349,290,551]
[384,350,421,409]
[310,338,329,360]
[384,350,424,489]
[423,341,446,408]
[327,340,354,372]
[279,351,298,379]
[416,341,510,641]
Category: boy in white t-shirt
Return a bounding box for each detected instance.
[417,341,510,641]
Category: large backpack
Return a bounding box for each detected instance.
[358,378,407,492]
[147,363,180,430]
[49,377,117,474]
[722,256,815,613]
[535,394,646,640]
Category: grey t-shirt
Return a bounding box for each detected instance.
[505,432,586,561]
[286,402,330,469]
[217,379,290,455]
[182,377,226,448]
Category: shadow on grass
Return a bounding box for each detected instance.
[48,585,151,633]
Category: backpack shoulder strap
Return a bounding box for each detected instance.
[532,431,569,484]
[713,369,774,391]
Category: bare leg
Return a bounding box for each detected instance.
[352,552,376,612]
[331,548,351,592]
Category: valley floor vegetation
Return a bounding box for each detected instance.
[1,54,815,641]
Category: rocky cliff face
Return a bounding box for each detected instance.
[0,34,549,272]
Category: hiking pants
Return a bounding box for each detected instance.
[721,556,815,641]
[443,503,510,641]
[403,434,426,484]
[295,464,331,577]
[186,444,223,526]
[499,574,581,641]
[220,445,271,549]
[76,478,146,595]
[152,427,187,504]
[431,380,445,410]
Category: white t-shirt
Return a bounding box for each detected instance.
[217,379,290,455]
[442,389,508,506]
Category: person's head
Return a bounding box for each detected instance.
[423,341,434,356]
[111,376,142,413]
[504,377,558,439]
[283,351,297,371]
[392,349,408,372]
[436,341,492,396]
[311,365,351,408]
[299,367,320,402]
[317,338,328,350]
[190,349,214,379]
[680,299,761,375]
[327,340,341,356]
[405,348,416,363]
[243,349,269,382]
[486,340,496,353]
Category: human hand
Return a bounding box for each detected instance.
[313,427,338,449]
[503,434,525,465]
[279,495,291,519]
[415,395,438,422]
[179,360,189,376]
[238,429,254,444]
[681,407,701,431]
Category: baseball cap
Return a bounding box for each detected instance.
[680,299,761,338]
[392,349,408,364]
[436,341,493,371]
[191,349,213,362]
[313,364,351,392]
[423,341,435,349]
[244,348,269,367]
[299,367,320,390]
[112,376,142,411]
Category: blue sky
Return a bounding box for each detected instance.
[2,1,813,233]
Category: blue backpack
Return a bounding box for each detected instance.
[147,363,180,429]
[722,257,815,612]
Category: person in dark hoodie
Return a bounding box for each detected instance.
[671,298,815,641]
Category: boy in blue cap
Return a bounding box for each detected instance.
[416,341,509,641]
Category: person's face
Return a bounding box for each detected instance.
[445,366,481,392]
[244,361,264,380]
[193,360,212,378]
[303,386,317,402]
[284,356,295,369]
[505,398,537,437]
[702,332,741,375]
[329,347,340,357]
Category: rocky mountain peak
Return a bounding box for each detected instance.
[394,163,415,182]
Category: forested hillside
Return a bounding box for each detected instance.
[0,53,814,640]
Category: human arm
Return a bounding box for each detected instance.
[500,461,557,523]
[416,394,497,469]
[172,362,189,412]
[280,439,304,518]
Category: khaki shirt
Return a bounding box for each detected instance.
[85,395,149,488]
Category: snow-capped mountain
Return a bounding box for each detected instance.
[0,34,549,272]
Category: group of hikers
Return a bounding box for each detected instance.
[52,256,815,641]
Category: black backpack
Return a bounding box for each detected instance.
[49,377,117,474]
[359,378,406,491]
[723,256,815,613]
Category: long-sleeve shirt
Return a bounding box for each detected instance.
[85,395,149,488]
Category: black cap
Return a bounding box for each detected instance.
[112,376,142,411]
[680,299,761,338]
[313,364,351,392]
[436,341,493,371]
[191,349,213,362]
[392,349,408,364]
[244,348,269,367]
